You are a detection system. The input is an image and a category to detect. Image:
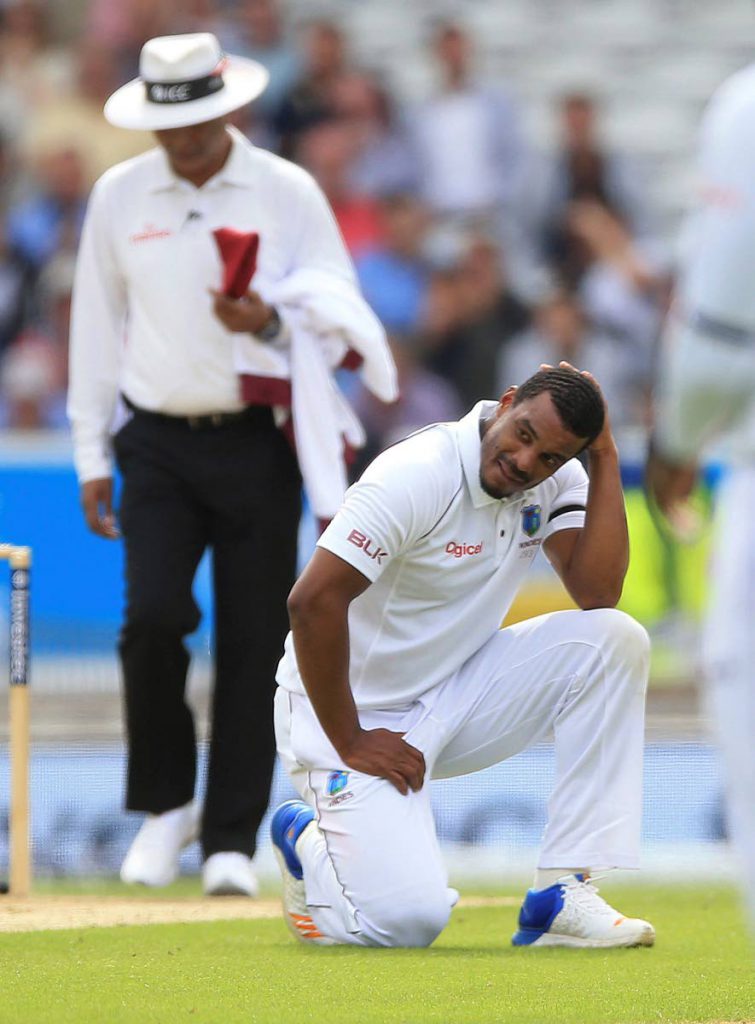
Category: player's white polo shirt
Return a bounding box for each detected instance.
[276,401,587,709]
[682,62,755,331]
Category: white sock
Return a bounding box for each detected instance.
[533,868,586,890]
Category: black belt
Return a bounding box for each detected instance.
[122,396,272,430]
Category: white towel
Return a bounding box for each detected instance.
[232,268,398,520]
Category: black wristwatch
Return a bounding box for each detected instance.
[257,305,282,342]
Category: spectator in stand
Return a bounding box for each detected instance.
[0,250,73,428]
[417,261,466,368]
[331,72,417,200]
[409,21,529,225]
[0,131,25,221]
[356,193,430,335]
[421,233,531,410]
[36,250,75,384]
[171,0,229,35]
[566,199,670,365]
[295,119,383,258]
[501,289,648,438]
[87,0,184,80]
[6,145,88,269]
[84,0,190,72]
[0,0,73,142]
[20,39,152,187]
[216,0,302,127]
[0,334,62,429]
[0,217,37,354]
[536,92,655,284]
[351,335,463,477]
[274,19,349,158]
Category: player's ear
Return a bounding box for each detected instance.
[498,386,517,411]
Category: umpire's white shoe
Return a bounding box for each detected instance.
[120,801,199,887]
[271,800,335,944]
[512,874,655,948]
[202,853,259,897]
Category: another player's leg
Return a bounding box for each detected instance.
[703,467,755,935]
[433,607,654,948]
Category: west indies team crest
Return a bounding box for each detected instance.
[326,770,349,796]
[521,503,542,538]
[325,770,354,806]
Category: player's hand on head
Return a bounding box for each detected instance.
[548,359,602,392]
[340,728,425,795]
[546,360,615,455]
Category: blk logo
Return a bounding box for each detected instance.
[347,529,387,565]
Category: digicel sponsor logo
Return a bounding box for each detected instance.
[347,529,388,564]
[446,541,483,558]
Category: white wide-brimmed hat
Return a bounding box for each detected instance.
[104,33,269,131]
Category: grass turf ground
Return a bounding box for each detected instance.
[1,883,752,1024]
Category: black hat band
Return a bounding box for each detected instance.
[145,61,227,105]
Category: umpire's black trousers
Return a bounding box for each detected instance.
[113,403,301,859]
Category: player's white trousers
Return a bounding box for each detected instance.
[703,467,755,932]
[275,608,650,947]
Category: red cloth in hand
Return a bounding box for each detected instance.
[213,228,259,298]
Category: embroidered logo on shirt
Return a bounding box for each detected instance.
[326,771,349,796]
[129,223,173,244]
[347,529,387,565]
[325,770,354,806]
[445,541,483,559]
[521,504,542,537]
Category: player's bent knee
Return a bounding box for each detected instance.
[606,609,650,661]
[581,608,650,659]
[369,892,451,948]
[580,609,651,698]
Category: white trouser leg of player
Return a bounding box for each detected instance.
[433,608,650,869]
[703,468,755,933]
[274,607,649,947]
[275,691,451,947]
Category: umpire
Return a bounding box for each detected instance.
[67,33,394,896]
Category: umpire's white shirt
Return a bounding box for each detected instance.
[67,127,355,484]
[277,402,587,709]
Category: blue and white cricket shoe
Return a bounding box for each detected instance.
[270,800,334,945]
[512,874,655,948]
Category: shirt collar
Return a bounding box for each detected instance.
[457,400,536,510]
[149,126,254,194]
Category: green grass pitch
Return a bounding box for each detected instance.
[2,883,752,1024]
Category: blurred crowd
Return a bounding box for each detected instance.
[0,0,674,461]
